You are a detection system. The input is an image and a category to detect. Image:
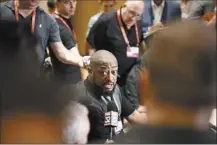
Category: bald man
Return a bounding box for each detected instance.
[76,50,147,143]
[87,0,147,87]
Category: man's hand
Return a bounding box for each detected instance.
[105,139,114,144]
[82,56,91,68]
[148,22,164,33]
[137,105,146,113]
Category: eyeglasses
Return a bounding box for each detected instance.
[126,7,142,20]
[98,69,118,78]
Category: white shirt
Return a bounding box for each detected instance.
[151,0,165,24]
[86,11,104,37]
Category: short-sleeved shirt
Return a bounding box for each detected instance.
[0,1,61,64]
[87,9,144,87]
[49,15,81,84]
[77,79,135,143]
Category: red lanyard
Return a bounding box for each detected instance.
[14,0,36,33]
[116,9,140,47]
[53,13,77,40]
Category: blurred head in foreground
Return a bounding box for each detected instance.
[140,20,216,129]
[0,20,83,143]
[62,102,90,144]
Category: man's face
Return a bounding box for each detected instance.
[58,0,77,16]
[124,2,144,27]
[91,60,118,93]
[102,0,116,9]
[20,0,40,9]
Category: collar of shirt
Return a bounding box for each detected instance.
[151,0,165,10]
[151,0,165,24]
[58,14,73,29]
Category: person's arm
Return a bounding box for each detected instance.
[124,65,140,109]
[121,89,147,125]
[50,42,84,67]
[86,18,107,51]
[48,17,88,67]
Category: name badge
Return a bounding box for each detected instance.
[126,46,139,58]
[114,120,123,135]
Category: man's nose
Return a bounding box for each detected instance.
[70,2,74,8]
[105,72,113,81]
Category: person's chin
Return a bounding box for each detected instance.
[69,11,75,16]
[103,87,114,94]
[28,5,38,9]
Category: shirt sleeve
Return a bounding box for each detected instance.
[59,26,76,49]
[120,87,136,118]
[48,16,61,43]
[86,18,107,50]
[138,19,145,42]
[124,64,140,109]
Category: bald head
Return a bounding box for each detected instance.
[90,50,117,66]
[89,50,118,93]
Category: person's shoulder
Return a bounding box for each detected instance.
[75,80,94,105]
[37,7,56,22]
[0,1,12,12]
[98,10,116,23]
[89,11,104,22]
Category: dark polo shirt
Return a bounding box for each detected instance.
[87,9,144,87]
[0,1,61,64]
[77,79,135,143]
[50,15,81,84]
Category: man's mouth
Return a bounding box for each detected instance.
[104,83,114,89]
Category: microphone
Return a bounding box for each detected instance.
[104,101,119,140]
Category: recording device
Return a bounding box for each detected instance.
[104,101,119,140]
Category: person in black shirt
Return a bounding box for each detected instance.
[87,0,147,87]
[0,0,90,69]
[116,20,216,144]
[76,50,147,143]
[49,0,82,84]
